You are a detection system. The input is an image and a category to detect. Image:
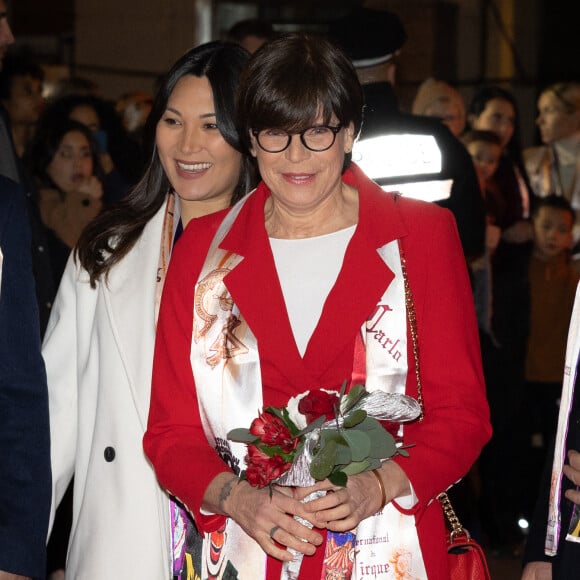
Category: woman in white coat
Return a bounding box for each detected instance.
[42,41,256,579]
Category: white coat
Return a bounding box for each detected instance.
[43,201,173,579]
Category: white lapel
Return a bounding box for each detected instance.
[103,199,168,429]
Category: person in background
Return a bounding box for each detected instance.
[47,76,100,100]
[144,32,490,579]
[43,41,255,579]
[40,93,144,202]
[521,195,579,523]
[115,89,154,144]
[524,82,580,247]
[468,86,536,553]
[462,129,503,336]
[227,18,274,53]
[0,0,55,339]
[26,119,104,285]
[521,282,580,580]
[0,54,44,158]
[468,86,533,243]
[412,77,467,138]
[0,175,51,580]
[463,129,503,195]
[329,6,485,262]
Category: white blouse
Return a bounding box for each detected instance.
[270,225,356,356]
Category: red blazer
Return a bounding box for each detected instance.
[144,164,492,578]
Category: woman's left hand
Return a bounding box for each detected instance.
[295,461,410,532]
[563,450,580,505]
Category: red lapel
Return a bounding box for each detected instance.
[219,164,409,390]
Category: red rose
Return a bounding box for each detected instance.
[245,445,292,488]
[298,389,339,424]
[250,411,297,454]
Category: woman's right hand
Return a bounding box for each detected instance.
[210,475,324,562]
[76,175,104,202]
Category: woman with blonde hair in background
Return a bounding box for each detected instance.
[524,82,580,246]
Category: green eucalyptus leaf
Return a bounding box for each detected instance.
[368,428,398,459]
[355,416,379,431]
[343,409,367,428]
[365,457,382,471]
[264,406,284,420]
[258,445,295,461]
[279,407,300,435]
[227,428,259,444]
[341,459,370,476]
[341,384,366,413]
[296,415,325,437]
[321,429,346,443]
[328,470,348,487]
[343,429,371,461]
[346,416,399,459]
[310,438,338,480]
[334,441,352,465]
[321,431,352,464]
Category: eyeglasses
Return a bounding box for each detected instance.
[252,125,343,153]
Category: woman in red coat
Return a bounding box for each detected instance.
[144,33,491,579]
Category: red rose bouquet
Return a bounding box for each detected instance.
[228,382,420,489]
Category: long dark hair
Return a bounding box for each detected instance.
[468,86,531,227]
[41,93,145,184]
[77,41,256,286]
[27,118,106,197]
[467,86,523,162]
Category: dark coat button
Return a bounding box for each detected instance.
[104,446,116,462]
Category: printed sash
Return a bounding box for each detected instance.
[546,282,580,554]
[190,192,426,579]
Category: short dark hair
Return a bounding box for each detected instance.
[532,193,575,225]
[0,54,44,100]
[462,129,502,148]
[237,32,364,166]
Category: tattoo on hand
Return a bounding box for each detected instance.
[218,475,239,514]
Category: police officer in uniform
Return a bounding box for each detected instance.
[330,7,485,261]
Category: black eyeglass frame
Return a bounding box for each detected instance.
[251,124,343,153]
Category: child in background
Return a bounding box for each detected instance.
[463,129,503,336]
[522,194,579,520]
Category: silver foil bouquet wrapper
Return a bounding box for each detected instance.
[275,390,421,579]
